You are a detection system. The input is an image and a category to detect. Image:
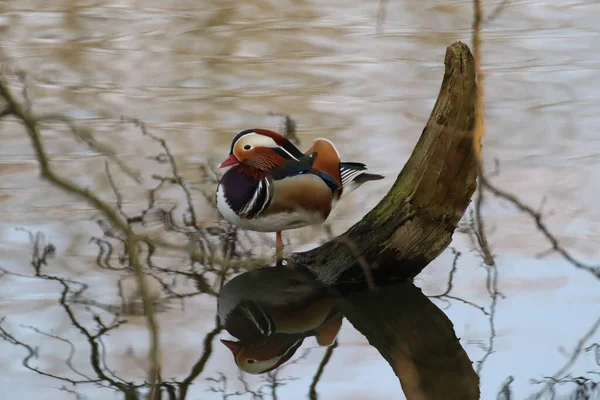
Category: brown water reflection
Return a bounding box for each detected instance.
[219,264,481,398]
[218,265,342,375]
[1,0,600,399]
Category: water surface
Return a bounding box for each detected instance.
[1,0,599,399]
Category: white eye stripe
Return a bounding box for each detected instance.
[237,133,300,161]
[239,133,279,148]
[242,356,280,374]
[276,146,299,161]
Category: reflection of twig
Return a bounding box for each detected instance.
[471,0,493,270]
[0,318,102,386]
[1,67,292,398]
[7,70,137,181]
[37,113,142,183]
[208,349,311,399]
[104,160,139,224]
[585,343,600,366]
[0,74,162,393]
[531,376,599,399]
[89,237,126,271]
[480,173,600,279]
[20,324,96,383]
[483,0,510,25]
[470,0,599,281]
[496,376,514,400]
[436,248,461,297]
[428,248,490,316]
[476,267,499,376]
[123,116,200,230]
[121,116,235,268]
[309,341,338,400]
[0,230,234,398]
[97,336,128,385]
[530,316,600,399]
[127,237,161,394]
[0,234,134,393]
[261,349,308,400]
[16,70,31,110]
[15,228,57,274]
[180,316,223,399]
[268,113,299,145]
[470,0,599,396]
[471,1,502,377]
[472,0,484,161]
[238,370,265,399]
[206,372,264,399]
[467,212,503,377]
[59,385,88,400]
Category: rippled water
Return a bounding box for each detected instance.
[1,0,599,399]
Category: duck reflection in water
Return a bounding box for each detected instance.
[218,264,342,374]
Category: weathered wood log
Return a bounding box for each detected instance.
[291,41,478,288]
[290,41,480,399]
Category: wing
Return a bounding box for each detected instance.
[270,154,315,180]
[270,154,340,192]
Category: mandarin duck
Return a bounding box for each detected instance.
[218,265,342,374]
[216,129,383,260]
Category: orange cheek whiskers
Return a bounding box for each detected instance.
[256,158,277,170]
[249,152,284,171]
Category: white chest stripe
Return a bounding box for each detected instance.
[238,177,272,218]
[256,178,272,215]
[241,180,262,216]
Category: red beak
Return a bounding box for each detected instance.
[219,154,239,168]
[221,339,242,356]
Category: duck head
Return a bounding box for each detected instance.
[218,129,304,170]
[221,336,304,374]
[217,265,342,374]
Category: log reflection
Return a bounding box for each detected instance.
[218,262,479,399]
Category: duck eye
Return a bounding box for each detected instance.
[243,145,251,150]
[247,359,255,364]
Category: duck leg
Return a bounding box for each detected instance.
[276,231,284,262]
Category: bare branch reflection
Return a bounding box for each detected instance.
[472,1,600,399]
[527,317,600,400]
[428,247,489,316]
